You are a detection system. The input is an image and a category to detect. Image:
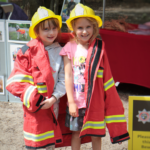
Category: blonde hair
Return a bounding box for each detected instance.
[34,18,61,42]
[70,17,99,44]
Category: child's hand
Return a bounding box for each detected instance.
[40,96,56,109]
[69,102,78,117]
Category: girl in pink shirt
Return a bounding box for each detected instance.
[59,3,103,150]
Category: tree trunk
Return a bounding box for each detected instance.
[28,0,39,19]
[54,0,59,14]
[50,0,54,11]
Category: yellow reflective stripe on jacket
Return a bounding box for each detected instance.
[36,85,47,93]
[105,115,126,123]
[24,130,54,142]
[81,121,105,131]
[6,74,34,86]
[104,77,114,91]
[23,85,36,108]
[97,70,103,78]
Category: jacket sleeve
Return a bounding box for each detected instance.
[52,56,66,100]
[6,48,45,113]
[103,50,130,143]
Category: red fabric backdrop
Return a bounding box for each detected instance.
[99,28,150,88]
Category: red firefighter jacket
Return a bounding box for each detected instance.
[6,38,63,149]
[80,38,130,143]
[57,38,129,147]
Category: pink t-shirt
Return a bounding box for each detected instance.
[60,41,88,109]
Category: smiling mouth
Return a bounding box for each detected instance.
[81,34,89,37]
[47,37,54,39]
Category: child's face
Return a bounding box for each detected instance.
[74,18,93,45]
[38,20,58,46]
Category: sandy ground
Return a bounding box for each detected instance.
[1,83,150,150]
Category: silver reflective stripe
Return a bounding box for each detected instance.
[83,122,104,128]
[82,121,105,131]
[36,85,47,93]
[104,77,114,91]
[97,70,103,78]
[6,74,34,86]
[105,115,126,123]
[24,131,54,142]
[23,86,36,108]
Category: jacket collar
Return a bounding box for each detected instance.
[84,39,103,108]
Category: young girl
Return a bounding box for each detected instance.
[60,3,130,150]
[6,7,66,150]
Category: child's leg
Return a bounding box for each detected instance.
[91,136,101,150]
[71,131,81,150]
[45,145,55,150]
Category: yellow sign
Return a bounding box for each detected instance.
[128,96,150,150]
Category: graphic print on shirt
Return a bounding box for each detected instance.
[73,56,86,98]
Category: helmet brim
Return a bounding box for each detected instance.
[29,15,62,39]
[66,15,103,31]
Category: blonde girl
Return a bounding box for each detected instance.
[60,3,129,150]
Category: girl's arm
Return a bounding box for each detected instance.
[63,56,78,117]
[40,56,66,109]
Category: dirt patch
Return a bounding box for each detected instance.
[0,84,149,150]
